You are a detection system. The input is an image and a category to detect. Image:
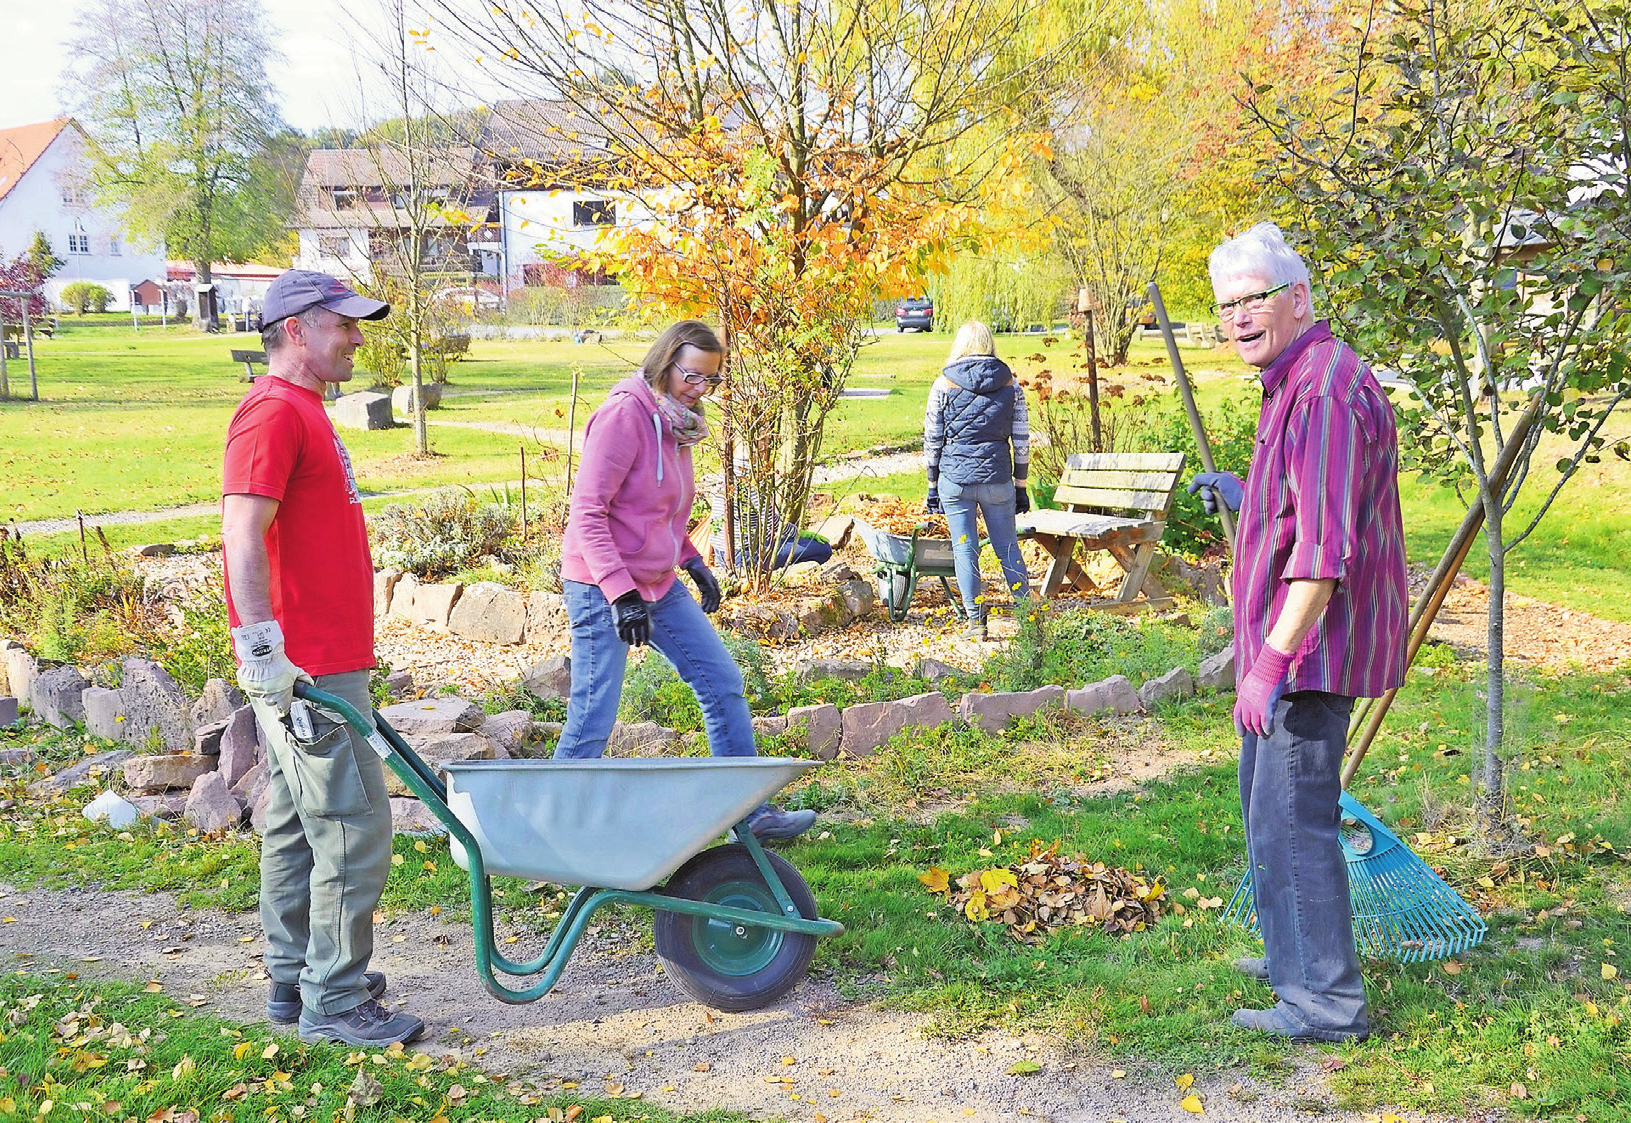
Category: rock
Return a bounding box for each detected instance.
[1066,674,1142,717]
[525,592,569,646]
[751,714,788,739]
[411,582,463,628]
[123,753,216,793]
[820,561,862,583]
[193,718,231,755]
[374,568,403,618]
[958,685,1067,735]
[0,696,17,727]
[1139,667,1195,709]
[136,542,177,557]
[794,658,873,685]
[30,665,91,729]
[82,686,126,742]
[0,747,33,765]
[332,390,393,430]
[786,703,842,760]
[389,572,419,620]
[1151,553,1229,606]
[3,647,38,708]
[481,710,534,754]
[608,721,679,756]
[782,561,824,587]
[1198,648,1236,691]
[217,706,260,790]
[811,514,855,551]
[391,797,447,836]
[27,749,135,797]
[840,691,956,758]
[83,790,140,829]
[520,654,572,702]
[119,658,195,753]
[231,762,264,800]
[189,678,246,727]
[384,669,415,697]
[184,771,245,832]
[836,578,877,621]
[250,779,273,833]
[447,581,527,644]
[377,696,485,738]
[718,603,798,641]
[128,793,187,821]
[391,380,443,415]
[388,732,500,797]
[913,658,964,684]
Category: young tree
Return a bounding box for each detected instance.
[26,233,63,282]
[424,0,1103,583]
[65,0,283,329]
[1258,0,1631,837]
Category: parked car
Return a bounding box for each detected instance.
[894,296,934,332]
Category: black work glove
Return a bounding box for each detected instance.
[683,558,722,613]
[610,590,651,646]
[1014,486,1031,514]
[925,486,943,514]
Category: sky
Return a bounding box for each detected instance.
[0,1,499,135]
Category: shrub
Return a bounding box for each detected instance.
[980,602,1202,692]
[619,630,774,732]
[60,281,114,315]
[370,488,518,579]
[0,551,151,667]
[148,579,234,694]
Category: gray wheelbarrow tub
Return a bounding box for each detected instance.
[442,757,822,892]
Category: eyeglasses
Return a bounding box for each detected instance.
[1212,283,1290,319]
[673,364,724,388]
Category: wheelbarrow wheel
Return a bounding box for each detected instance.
[877,571,910,622]
[655,844,819,1012]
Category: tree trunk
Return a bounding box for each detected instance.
[1477,492,1506,838]
[194,259,213,332]
[410,284,427,456]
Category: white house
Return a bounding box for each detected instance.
[0,118,165,312]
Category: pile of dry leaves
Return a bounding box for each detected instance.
[846,495,949,537]
[919,840,1167,943]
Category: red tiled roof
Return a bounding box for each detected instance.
[166,261,286,281]
[0,118,73,204]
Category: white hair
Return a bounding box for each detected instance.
[1209,222,1313,297]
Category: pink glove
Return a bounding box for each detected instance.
[1234,644,1293,738]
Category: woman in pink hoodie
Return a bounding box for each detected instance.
[553,320,815,841]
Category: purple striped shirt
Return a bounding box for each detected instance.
[1232,321,1407,698]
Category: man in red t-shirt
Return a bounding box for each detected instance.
[221,269,422,1047]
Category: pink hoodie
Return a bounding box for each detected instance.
[560,374,701,603]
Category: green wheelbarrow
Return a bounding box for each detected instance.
[294,684,844,1011]
[851,517,970,623]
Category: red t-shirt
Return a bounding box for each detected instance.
[222,377,375,675]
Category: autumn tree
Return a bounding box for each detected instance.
[1258,0,1631,837]
[424,0,1105,582]
[66,0,285,329]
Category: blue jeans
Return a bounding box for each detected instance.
[1240,690,1368,1037]
[554,579,757,759]
[939,479,1029,618]
[739,534,833,570]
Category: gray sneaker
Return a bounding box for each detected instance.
[1233,956,1270,982]
[746,803,817,841]
[268,971,387,1024]
[298,998,425,1046]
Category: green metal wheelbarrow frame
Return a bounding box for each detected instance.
[853,520,974,623]
[294,684,845,1007]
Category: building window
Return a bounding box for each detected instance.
[319,235,350,257]
[108,235,121,256]
[329,188,358,210]
[68,234,90,254]
[572,200,615,227]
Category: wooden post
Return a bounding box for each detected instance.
[519,444,528,545]
[565,365,581,499]
[1085,309,1102,452]
[77,510,88,564]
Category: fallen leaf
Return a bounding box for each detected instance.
[1510,1082,1528,1099]
[1007,1059,1041,1075]
[918,867,949,894]
[1441,961,1462,974]
[1176,1072,1195,1091]
[1180,1093,1204,1113]
[1110,1070,1126,1079]
[1603,963,1619,980]
[143,981,163,993]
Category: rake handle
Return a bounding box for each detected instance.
[1148,282,1235,551]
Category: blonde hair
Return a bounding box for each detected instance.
[639,320,723,389]
[947,320,996,362]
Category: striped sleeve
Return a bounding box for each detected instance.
[1011,387,1030,481]
[1281,393,1363,582]
[924,379,949,483]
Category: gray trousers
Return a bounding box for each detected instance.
[1239,689,1368,1037]
[255,669,392,1016]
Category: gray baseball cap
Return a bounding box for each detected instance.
[262,269,390,324]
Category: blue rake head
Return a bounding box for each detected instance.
[1222,792,1488,964]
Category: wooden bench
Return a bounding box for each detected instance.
[1015,451,1187,609]
[230,348,267,381]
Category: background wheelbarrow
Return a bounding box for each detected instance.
[850,518,969,623]
[294,684,844,1011]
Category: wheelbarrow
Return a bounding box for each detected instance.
[850,517,969,623]
[294,684,844,1011]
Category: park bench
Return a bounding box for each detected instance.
[1015,451,1187,609]
[230,348,267,381]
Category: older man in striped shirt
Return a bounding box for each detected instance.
[1189,222,1407,1043]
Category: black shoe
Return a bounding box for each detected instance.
[298,998,425,1046]
[746,803,817,841]
[268,971,386,1024]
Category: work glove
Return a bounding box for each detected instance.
[1233,644,1293,738]
[925,487,943,514]
[683,558,722,613]
[231,620,311,718]
[1187,471,1244,515]
[611,590,652,647]
[1014,486,1031,515]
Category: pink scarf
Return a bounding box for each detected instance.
[655,392,709,448]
